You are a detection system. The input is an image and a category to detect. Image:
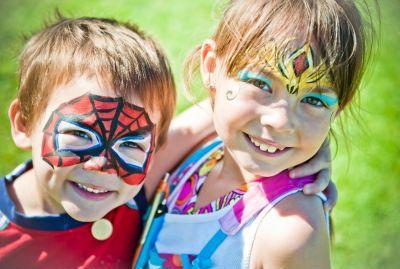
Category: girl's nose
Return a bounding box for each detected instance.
[83,156,118,175]
[260,103,295,133]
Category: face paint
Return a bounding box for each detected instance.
[237,70,273,92]
[275,44,334,94]
[302,92,338,108]
[41,93,156,185]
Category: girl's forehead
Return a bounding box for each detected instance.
[240,43,335,95]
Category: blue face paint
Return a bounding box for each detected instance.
[303,93,338,107]
[238,70,272,92]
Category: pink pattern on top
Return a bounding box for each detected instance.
[220,170,315,235]
[171,149,248,215]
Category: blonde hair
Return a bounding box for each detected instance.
[184,0,378,111]
[18,15,176,146]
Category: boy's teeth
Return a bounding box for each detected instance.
[77,183,108,194]
[249,135,281,153]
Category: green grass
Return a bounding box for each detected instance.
[0,1,398,268]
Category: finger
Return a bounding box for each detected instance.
[289,156,328,178]
[289,140,331,178]
[303,168,330,195]
[323,181,338,212]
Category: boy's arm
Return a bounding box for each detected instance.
[144,99,214,200]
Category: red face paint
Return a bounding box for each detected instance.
[41,93,156,185]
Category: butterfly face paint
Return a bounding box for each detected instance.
[41,93,156,185]
[237,43,338,108]
[276,44,335,96]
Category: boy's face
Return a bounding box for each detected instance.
[28,75,159,221]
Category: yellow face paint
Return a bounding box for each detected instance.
[261,44,335,95]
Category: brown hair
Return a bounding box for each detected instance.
[17,15,176,146]
[184,0,378,112]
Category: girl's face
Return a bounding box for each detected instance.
[210,43,338,179]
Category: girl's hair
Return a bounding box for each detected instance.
[184,0,378,112]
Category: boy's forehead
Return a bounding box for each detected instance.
[46,74,145,112]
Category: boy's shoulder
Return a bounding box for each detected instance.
[251,192,330,269]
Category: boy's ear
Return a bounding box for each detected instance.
[8,99,32,150]
[200,39,217,92]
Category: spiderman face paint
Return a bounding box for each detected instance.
[41,93,156,185]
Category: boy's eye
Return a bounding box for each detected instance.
[55,120,102,151]
[120,141,140,150]
[65,130,92,141]
[111,134,152,169]
[301,96,326,107]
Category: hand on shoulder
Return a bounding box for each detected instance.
[251,192,331,269]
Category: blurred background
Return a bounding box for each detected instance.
[0,0,398,268]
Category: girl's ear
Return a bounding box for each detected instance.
[8,99,32,150]
[200,39,217,92]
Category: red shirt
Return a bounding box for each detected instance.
[0,161,147,269]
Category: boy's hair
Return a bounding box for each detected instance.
[18,15,176,146]
[184,0,378,111]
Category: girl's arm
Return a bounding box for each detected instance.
[144,99,214,200]
[251,193,331,269]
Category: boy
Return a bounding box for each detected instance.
[0,16,214,268]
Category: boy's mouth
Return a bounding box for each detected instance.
[70,181,114,201]
[76,182,109,194]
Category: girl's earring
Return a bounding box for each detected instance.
[206,74,216,91]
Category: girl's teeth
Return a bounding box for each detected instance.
[260,144,268,151]
[77,183,108,194]
[249,135,282,153]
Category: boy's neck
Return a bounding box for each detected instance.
[7,169,65,216]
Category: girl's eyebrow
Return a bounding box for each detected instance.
[308,85,337,95]
[303,92,339,107]
[238,70,273,86]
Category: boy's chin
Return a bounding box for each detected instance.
[61,201,109,222]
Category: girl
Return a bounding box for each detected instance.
[137,0,374,267]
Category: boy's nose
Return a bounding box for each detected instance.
[83,156,118,175]
[260,103,295,133]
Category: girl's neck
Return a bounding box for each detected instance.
[219,147,258,184]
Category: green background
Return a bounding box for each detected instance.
[0,1,398,268]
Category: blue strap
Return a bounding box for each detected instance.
[181,254,192,269]
[189,229,227,268]
[198,229,228,259]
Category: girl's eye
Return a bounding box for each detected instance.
[301,96,326,108]
[247,78,271,92]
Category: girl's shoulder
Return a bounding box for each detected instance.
[251,192,331,269]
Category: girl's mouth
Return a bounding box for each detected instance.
[70,181,114,201]
[244,133,291,156]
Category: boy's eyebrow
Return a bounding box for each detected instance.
[127,128,152,137]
